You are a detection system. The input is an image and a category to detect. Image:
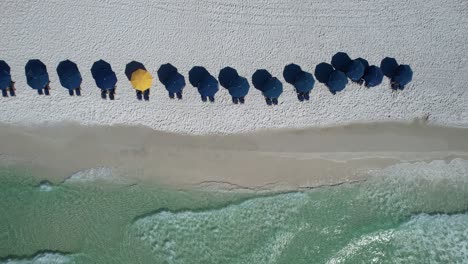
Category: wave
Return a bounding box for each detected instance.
[62,167,131,185]
[132,192,308,264]
[0,251,73,264]
[360,158,468,217]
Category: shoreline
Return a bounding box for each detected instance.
[1,122,468,191]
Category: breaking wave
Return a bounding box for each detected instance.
[0,251,74,264]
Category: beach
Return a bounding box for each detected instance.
[1,122,467,191]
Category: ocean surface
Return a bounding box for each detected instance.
[0,159,467,264]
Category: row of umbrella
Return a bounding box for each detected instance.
[0,56,413,105]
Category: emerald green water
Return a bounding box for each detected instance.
[1,159,468,263]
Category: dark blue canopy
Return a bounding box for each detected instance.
[165,72,186,93]
[57,60,82,90]
[91,60,117,90]
[331,52,352,72]
[356,58,369,69]
[252,69,272,92]
[158,64,186,93]
[0,70,12,90]
[294,71,315,93]
[227,76,249,98]
[0,60,10,73]
[326,70,348,94]
[314,62,334,83]
[197,75,219,97]
[262,77,283,99]
[125,61,146,80]
[219,67,249,98]
[392,65,413,87]
[345,60,365,82]
[363,66,384,87]
[25,60,49,90]
[381,57,399,78]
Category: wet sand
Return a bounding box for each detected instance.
[1,122,468,191]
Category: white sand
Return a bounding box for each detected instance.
[1,123,467,191]
[0,0,467,134]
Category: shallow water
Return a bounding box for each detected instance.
[1,159,467,263]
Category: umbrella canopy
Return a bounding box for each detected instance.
[331,52,352,72]
[380,57,399,78]
[392,65,413,87]
[189,66,210,87]
[165,72,186,93]
[314,62,334,83]
[356,58,369,69]
[0,70,12,90]
[91,60,117,90]
[197,75,219,97]
[227,76,249,98]
[0,60,10,73]
[326,70,348,94]
[345,60,365,82]
[283,64,303,84]
[131,69,153,91]
[252,69,272,92]
[25,60,49,90]
[57,60,82,90]
[262,77,283,99]
[125,61,146,80]
[218,67,240,88]
[294,71,315,93]
[363,66,384,87]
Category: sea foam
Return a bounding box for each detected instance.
[0,251,73,264]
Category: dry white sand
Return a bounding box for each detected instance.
[0,0,467,134]
[1,122,467,191]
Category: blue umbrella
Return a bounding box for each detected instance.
[158,64,186,95]
[331,52,352,72]
[262,77,283,99]
[57,60,82,90]
[381,57,399,78]
[0,70,12,90]
[356,58,369,69]
[25,60,49,90]
[363,66,384,87]
[91,60,117,90]
[0,60,10,73]
[227,76,249,98]
[326,70,348,94]
[197,75,219,97]
[294,71,315,93]
[345,59,365,82]
[392,65,413,89]
[314,62,334,83]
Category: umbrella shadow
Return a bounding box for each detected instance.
[158,63,186,99]
[125,61,146,80]
[314,62,334,84]
[331,52,352,72]
[380,57,399,78]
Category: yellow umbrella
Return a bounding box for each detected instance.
[130,69,153,91]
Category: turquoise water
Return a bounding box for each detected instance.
[0,159,467,263]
